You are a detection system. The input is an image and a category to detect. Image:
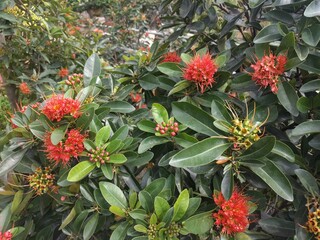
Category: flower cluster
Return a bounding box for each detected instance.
[19,82,31,95]
[213,190,250,235]
[250,53,287,93]
[66,73,83,88]
[41,95,81,122]
[44,129,85,165]
[306,200,320,239]
[166,223,181,238]
[161,52,181,63]
[28,167,55,195]
[58,68,69,78]
[183,53,218,94]
[0,231,12,240]
[228,118,262,150]
[155,121,179,137]
[130,92,142,103]
[88,147,110,165]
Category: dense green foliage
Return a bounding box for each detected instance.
[0,0,320,239]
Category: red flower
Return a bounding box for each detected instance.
[58,68,69,78]
[42,95,81,122]
[130,92,142,103]
[19,82,31,95]
[162,52,181,63]
[44,129,85,165]
[0,230,12,240]
[212,190,250,235]
[183,53,218,93]
[250,53,287,93]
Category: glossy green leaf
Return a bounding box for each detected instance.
[304,0,320,17]
[301,24,320,47]
[151,103,169,124]
[11,190,23,214]
[295,169,320,195]
[183,211,215,235]
[154,196,170,220]
[250,160,293,201]
[108,154,127,164]
[253,25,282,44]
[0,204,12,232]
[220,13,243,38]
[139,74,159,90]
[83,213,99,240]
[265,10,295,25]
[259,217,295,237]
[84,53,101,87]
[157,62,182,78]
[134,224,148,233]
[104,101,135,113]
[76,107,95,130]
[172,102,219,136]
[249,0,266,8]
[239,136,275,160]
[170,138,230,167]
[271,141,295,162]
[297,97,312,113]
[211,99,232,122]
[291,120,320,136]
[277,81,299,117]
[299,53,320,74]
[221,168,234,200]
[294,43,309,61]
[137,120,156,133]
[173,189,189,221]
[110,125,129,141]
[138,190,153,213]
[101,164,113,180]
[50,126,66,145]
[67,161,95,182]
[95,126,111,146]
[110,222,130,240]
[29,120,46,140]
[300,79,320,92]
[168,80,192,96]
[0,149,28,177]
[99,182,127,209]
[59,207,76,230]
[109,206,126,217]
[138,136,170,154]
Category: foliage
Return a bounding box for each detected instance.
[0,0,320,239]
[0,91,11,129]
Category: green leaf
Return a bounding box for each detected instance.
[239,136,275,160]
[95,126,111,146]
[172,102,219,136]
[304,0,320,17]
[29,120,46,140]
[151,103,169,124]
[139,74,159,90]
[221,168,234,200]
[299,53,320,74]
[183,211,214,235]
[168,80,192,96]
[220,12,243,38]
[291,120,320,136]
[83,213,99,240]
[0,204,12,232]
[179,0,192,18]
[76,107,95,130]
[249,0,266,8]
[259,217,295,237]
[0,12,18,22]
[108,154,127,164]
[110,125,129,141]
[300,79,320,92]
[301,24,320,47]
[170,138,230,167]
[137,120,156,133]
[0,149,28,177]
[173,189,189,221]
[271,141,295,162]
[138,190,153,213]
[297,97,312,113]
[99,182,127,209]
[84,53,101,87]
[250,160,293,201]
[157,62,182,78]
[295,169,320,195]
[101,164,113,180]
[294,43,309,61]
[138,136,170,154]
[50,126,67,145]
[211,99,232,122]
[11,190,23,214]
[253,24,282,44]
[134,224,148,233]
[109,206,126,217]
[154,197,170,220]
[265,10,295,25]
[59,207,76,230]
[277,81,299,117]
[110,222,130,240]
[67,161,95,182]
[144,178,166,197]
[104,101,135,113]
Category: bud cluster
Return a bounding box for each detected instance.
[155,121,179,137]
[229,118,261,150]
[0,231,12,240]
[306,201,320,238]
[166,222,181,238]
[147,224,157,240]
[88,147,110,165]
[65,73,83,88]
[28,167,55,195]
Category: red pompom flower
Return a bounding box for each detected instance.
[212,190,250,235]
[182,53,218,94]
[58,68,69,78]
[0,230,12,240]
[42,95,81,122]
[44,129,85,165]
[250,53,287,93]
[19,82,31,95]
[161,52,181,63]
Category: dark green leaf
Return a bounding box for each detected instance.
[277,81,299,117]
[76,107,95,130]
[271,141,295,162]
[300,79,320,92]
[110,222,130,240]
[139,74,159,90]
[99,182,127,209]
[259,217,295,237]
[295,169,320,195]
[239,136,275,160]
[157,62,182,78]
[168,80,192,96]
[221,168,234,200]
[297,97,312,113]
[104,101,135,113]
[0,149,28,177]
[291,120,320,136]
[254,24,282,43]
[95,126,111,146]
[138,136,170,154]
[183,211,214,235]
[301,24,320,47]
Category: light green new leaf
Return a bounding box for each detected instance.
[173,189,189,221]
[67,161,95,182]
[95,126,111,146]
[151,103,169,124]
